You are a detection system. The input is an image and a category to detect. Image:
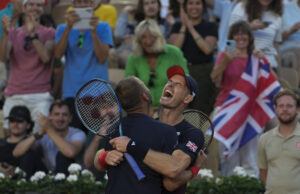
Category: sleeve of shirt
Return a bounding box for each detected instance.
[114,13,131,39]
[257,134,267,170]
[70,130,87,143]
[175,129,204,163]
[97,22,114,47]
[125,54,137,77]
[213,0,222,18]
[7,27,16,42]
[170,45,189,74]
[55,24,66,44]
[208,22,218,38]
[229,2,247,26]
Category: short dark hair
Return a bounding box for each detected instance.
[273,89,299,107]
[115,77,145,112]
[49,100,72,114]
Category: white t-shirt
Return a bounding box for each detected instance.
[36,127,86,171]
[280,0,300,51]
[229,2,282,68]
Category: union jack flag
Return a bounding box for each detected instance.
[213,56,281,158]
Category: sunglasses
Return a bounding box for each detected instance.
[77,32,84,48]
[148,70,156,88]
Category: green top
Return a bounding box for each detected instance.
[125,44,188,107]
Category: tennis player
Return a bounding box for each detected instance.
[95,76,178,194]
[110,66,206,193]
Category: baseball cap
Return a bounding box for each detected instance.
[5,106,32,123]
[167,65,199,103]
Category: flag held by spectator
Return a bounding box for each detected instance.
[213,56,281,158]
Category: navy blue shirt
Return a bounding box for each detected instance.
[105,113,178,194]
[162,119,205,194]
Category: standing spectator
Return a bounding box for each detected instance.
[125,19,188,115]
[168,0,218,115]
[13,101,86,175]
[258,89,300,194]
[93,0,117,30]
[0,105,46,179]
[213,0,242,53]
[229,0,283,70]
[210,21,264,177]
[0,0,55,134]
[280,0,300,52]
[54,0,113,132]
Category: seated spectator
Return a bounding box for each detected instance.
[0,106,45,179]
[13,101,86,175]
[54,0,113,133]
[0,0,55,135]
[112,0,171,68]
[280,0,300,52]
[125,19,188,116]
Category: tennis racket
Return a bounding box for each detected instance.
[75,79,146,181]
[183,109,214,151]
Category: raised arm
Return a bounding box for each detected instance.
[0,15,12,62]
[54,10,79,59]
[84,135,103,168]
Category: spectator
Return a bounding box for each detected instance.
[54,0,113,132]
[0,0,55,135]
[258,89,300,193]
[229,0,283,70]
[0,106,45,179]
[93,0,117,30]
[125,19,188,116]
[280,0,300,52]
[112,0,171,68]
[210,21,265,177]
[213,0,242,53]
[13,101,86,175]
[168,0,218,115]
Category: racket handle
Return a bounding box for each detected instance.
[124,153,146,181]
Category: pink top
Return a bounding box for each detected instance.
[4,25,55,96]
[214,51,248,107]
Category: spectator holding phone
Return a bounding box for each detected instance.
[54,0,113,132]
[210,21,264,177]
[229,0,283,70]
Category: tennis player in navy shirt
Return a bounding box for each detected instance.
[110,66,206,194]
[95,76,178,194]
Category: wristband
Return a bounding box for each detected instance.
[189,166,200,179]
[98,150,110,168]
[126,139,149,161]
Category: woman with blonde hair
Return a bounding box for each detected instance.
[125,19,188,114]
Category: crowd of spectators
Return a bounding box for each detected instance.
[0,0,300,184]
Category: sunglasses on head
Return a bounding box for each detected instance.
[148,70,156,88]
[77,32,84,48]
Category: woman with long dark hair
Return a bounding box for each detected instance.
[229,0,283,70]
[168,0,218,115]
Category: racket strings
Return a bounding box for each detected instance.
[183,111,213,149]
[76,81,120,136]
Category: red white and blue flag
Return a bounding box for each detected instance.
[213,56,281,158]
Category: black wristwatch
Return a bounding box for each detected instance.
[33,132,43,140]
